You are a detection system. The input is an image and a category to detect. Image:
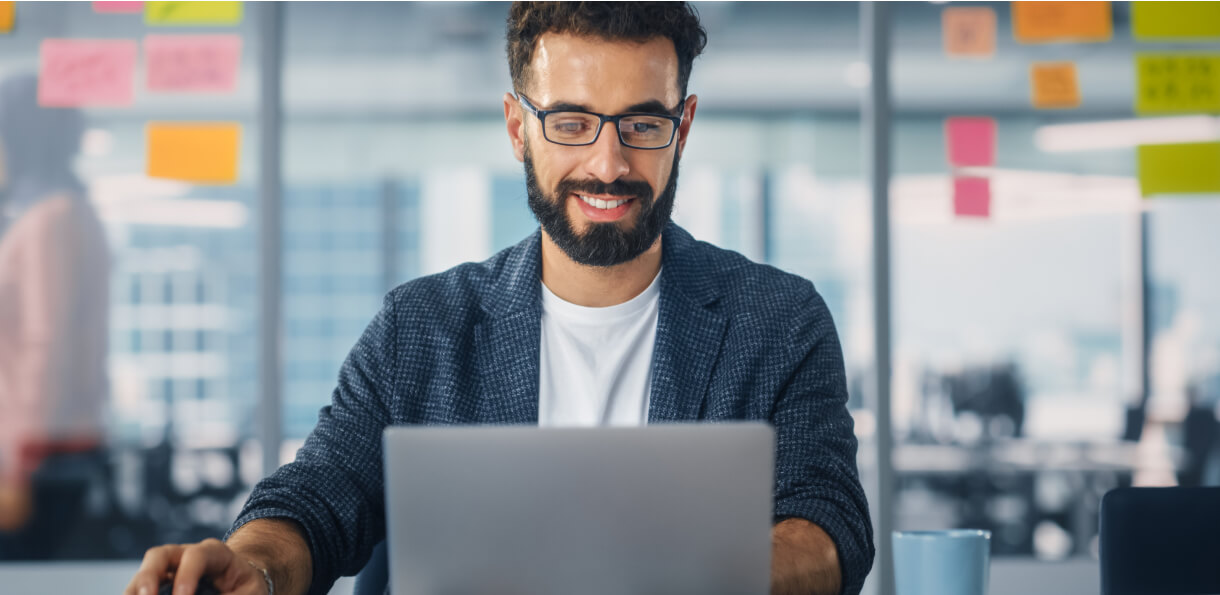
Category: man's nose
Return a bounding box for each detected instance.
[584,123,631,184]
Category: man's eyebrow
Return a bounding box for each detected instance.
[544,99,676,114]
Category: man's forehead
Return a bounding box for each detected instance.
[526,32,681,111]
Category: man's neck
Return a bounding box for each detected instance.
[539,230,662,308]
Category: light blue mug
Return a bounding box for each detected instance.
[892,529,991,595]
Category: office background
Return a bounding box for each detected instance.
[1,2,1217,594]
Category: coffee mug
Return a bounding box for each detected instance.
[892,529,991,595]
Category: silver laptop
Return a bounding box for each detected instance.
[383,423,774,595]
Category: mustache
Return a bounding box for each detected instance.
[553,177,653,204]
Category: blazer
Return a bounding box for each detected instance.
[231,222,875,594]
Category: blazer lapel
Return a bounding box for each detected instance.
[473,231,542,424]
[648,224,728,423]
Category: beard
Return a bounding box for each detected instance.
[524,143,679,268]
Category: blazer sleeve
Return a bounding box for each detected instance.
[771,287,875,595]
[227,292,398,595]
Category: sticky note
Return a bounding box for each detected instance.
[93,1,144,13]
[38,39,137,107]
[1132,1,1220,41]
[1012,1,1112,43]
[945,117,996,167]
[145,35,241,93]
[0,2,15,33]
[943,7,996,58]
[146,122,241,184]
[954,177,991,218]
[146,1,242,25]
[1031,62,1081,109]
[1134,54,1220,114]
[1138,142,1220,197]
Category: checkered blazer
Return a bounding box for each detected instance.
[231,222,874,594]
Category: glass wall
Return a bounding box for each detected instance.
[0,1,261,557]
[1,3,1216,595]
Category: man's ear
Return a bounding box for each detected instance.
[504,92,526,163]
[675,93,698,159]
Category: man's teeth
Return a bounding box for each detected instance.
[579,195,628,210]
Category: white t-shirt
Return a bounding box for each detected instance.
[537,271,661,427]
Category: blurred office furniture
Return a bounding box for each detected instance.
[1099,487,1220,595]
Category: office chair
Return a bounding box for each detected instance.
[353,540,389,595]
[1099,487,1220,595]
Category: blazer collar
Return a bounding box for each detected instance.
[476,223,728,424]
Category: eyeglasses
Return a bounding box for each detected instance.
[517,93,684,150]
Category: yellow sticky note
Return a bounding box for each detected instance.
[147,122,240,184]
[1031,62,1081,109]
[146,1,242,25]
[1012,1,1112,43]
[1133,1,1220,41]
[0,2,15,33]
[1138,142,1220,197]
[1135,54,1220,114]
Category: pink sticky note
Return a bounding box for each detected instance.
[93,1,144,13]
[38,39,137,107]
[953,177,991,218]
[945,116,996,167]
[145,35,241,93]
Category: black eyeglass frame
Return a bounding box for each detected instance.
[517,93,686,150]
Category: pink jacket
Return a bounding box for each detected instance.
[0,194,109,484]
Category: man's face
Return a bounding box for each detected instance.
[505,33,697,267]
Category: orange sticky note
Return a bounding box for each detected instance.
[146,122,240,184]
[1012,1,1112,43]
[1031,62,1081,109]
[954,177,991,218]
[943,7,996,58]
[0,2,14,33]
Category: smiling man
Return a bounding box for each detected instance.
[126,3,873,595]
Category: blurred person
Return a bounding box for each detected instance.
[1179,382,1219,487]
[127,4,873,595]
[0,73,110,557]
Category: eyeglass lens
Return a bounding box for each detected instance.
[544,112,675,148]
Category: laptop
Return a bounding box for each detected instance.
[383,423,774,595]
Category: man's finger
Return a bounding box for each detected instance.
[173,539,233,595]
[125,544,185,595]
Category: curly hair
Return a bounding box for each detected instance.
[506,2,707,98]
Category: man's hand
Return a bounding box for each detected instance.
[125,518,312,595]
[0,480,33,532]
[124,538,269,595]
[771,517,842,595]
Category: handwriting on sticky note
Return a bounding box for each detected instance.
[1132,1,1220,41]
[945,117,996,167]
[954,177,991,218]
[1031,62,1081,109]
[0,2,15,34]
[1135,54,1220,114]
[146,122,241,184]
[943,7,996,58]
[1012,1,1112,43]
[1138,142,1220,197]
[93,1,144,14]
[145,35,241,93]
[146,1,242,25]
[38,39,137,107]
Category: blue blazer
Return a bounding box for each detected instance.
[232,223,874,594]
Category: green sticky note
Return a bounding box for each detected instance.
[1133,1,1220,40]
[1134,54,1220,114]
[146,1,242,25]
[1138,142,1220,197]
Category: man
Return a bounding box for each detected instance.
[126,3,874,595]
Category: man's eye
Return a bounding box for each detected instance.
[552,121,587,133]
